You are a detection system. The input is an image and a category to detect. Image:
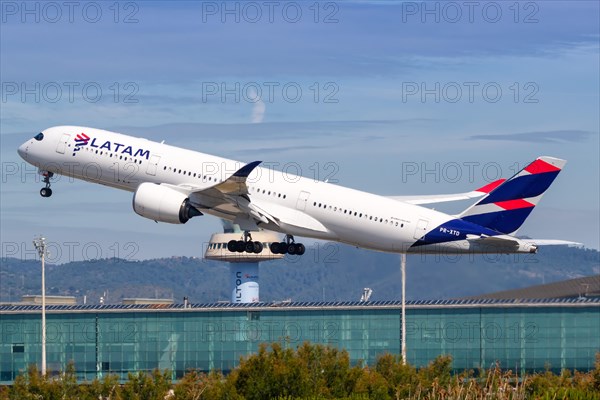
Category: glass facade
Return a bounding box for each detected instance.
[1,300,598,384]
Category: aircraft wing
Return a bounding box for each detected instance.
[388,179,505,205]
[167,161,328,233]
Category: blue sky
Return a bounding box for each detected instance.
[1,1,598,263]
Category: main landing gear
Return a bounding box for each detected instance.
[227,231,264,254]
[270,235,306,256]
[39,171,54,197]
[227,233,306,255]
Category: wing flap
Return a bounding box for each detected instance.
[251,199,329,233]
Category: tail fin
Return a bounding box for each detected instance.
[459,156,566,234]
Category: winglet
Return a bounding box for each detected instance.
[233,161,262,178]
[204,161,263,197]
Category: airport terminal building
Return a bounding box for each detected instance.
[1,296,599,384]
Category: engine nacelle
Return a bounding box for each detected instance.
[133,183,201,224]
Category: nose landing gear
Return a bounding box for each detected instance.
[39,171,54,197]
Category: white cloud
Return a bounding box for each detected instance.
[248,87,266,124]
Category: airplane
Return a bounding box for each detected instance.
[17,126,575,256]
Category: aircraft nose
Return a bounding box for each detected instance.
[17,142,28,160]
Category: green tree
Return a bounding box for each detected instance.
[593,353,600,392]
[374,353,418,398]
[416,355,453,393]
[352,367,390,400]
[172,369,240,400]
[122,369,171,400]
[232,342,365,399]
[80,373,123,400]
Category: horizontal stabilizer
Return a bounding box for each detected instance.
[522,239,583,247]
[389,179,505,205]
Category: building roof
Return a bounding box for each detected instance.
[464,275,600,300]
[0,297,598,314]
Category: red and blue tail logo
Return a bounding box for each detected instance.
[459,156,566,234]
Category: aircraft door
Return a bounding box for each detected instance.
[413,219,429,239]
[56,133,70,154]
[296,191,310,211]
[146,155,161,176]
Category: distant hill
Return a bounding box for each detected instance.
[1,244,598,304]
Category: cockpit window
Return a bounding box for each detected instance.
[34,133,44,141]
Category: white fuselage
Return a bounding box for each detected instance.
[17,126,535,254]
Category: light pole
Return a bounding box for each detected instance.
[401,253,407,364]
[33,236,48,376]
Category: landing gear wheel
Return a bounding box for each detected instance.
[245,241,256,253]
[276,235,305,255]
[270,242,281,254]
[227,240,237,252]
[39,171,54,198]
[253,241,263,254]
[279,242,288,254]
[235,240,246,253]
[287,243,298,255]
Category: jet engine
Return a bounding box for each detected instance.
[133,183,202,224]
